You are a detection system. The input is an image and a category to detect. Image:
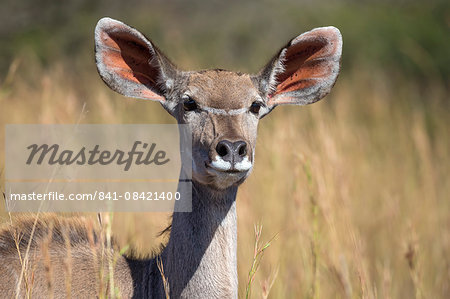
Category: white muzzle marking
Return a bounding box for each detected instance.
[210,156,252,172]
[210,156,232,171]
[234,156,252,171]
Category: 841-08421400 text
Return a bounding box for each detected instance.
[8,191,181,201]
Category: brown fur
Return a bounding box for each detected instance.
[187,71,258,110]
[0,215,139,298]
[0,214,103,255]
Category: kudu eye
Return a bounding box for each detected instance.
[249,101,262,115]
[183,96,198,112]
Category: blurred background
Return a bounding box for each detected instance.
[0,0,449,298]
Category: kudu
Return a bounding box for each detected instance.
[0,17,342,298]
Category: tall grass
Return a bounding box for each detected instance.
[245,224,277,299]
[1,54,448,298]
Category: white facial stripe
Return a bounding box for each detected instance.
[210,156,232,171]
[234,156,252,171]
[228,107,249,115]
[200,105,248,116]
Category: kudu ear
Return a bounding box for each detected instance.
[256,27,342,108]
[95,17,177,103]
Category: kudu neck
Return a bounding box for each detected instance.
[159,180,239,298]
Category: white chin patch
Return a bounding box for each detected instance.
[234,157,252,171]
[210,156,232,171]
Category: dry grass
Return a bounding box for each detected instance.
[245,224,277,299]
[0,56,449,298]
[157,256,171,299]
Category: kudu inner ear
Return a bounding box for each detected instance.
[259,27,342,107]
[95,17,176,102]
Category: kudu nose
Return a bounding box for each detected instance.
[215,140,247,163]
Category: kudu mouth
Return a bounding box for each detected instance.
[206,156,252,174]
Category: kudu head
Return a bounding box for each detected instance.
[95,17,342,190]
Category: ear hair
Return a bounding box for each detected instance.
[256,26,342,108]
[265,48,288,95]
[94,17,178,103]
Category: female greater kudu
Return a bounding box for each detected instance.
[0,17,342,298]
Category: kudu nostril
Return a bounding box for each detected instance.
[216,141,230,157]
[215,140,248,164]
[236,141,247,157]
